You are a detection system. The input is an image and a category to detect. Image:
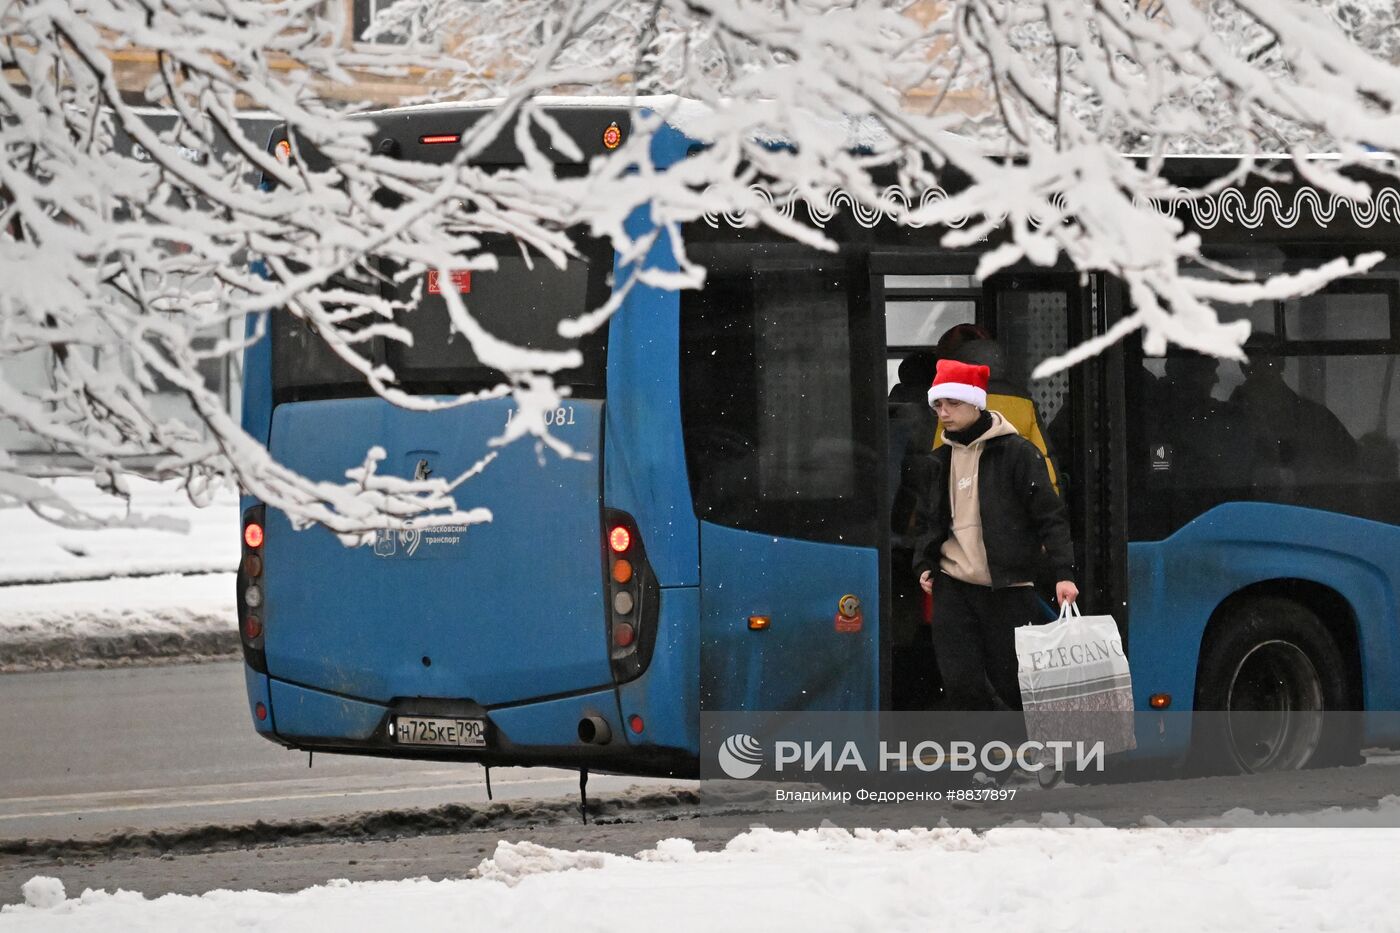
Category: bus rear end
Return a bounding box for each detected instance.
[238,106,694,777]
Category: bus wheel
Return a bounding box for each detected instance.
[1192,597,1351,775]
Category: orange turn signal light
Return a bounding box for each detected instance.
[244,523,264,549]
[602,122,622,149]
[612,558,633,584]
[1149,693,1172,710]
[748,615,771,631]
[274,139,292,164]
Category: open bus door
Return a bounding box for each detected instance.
[874,256,1126,710]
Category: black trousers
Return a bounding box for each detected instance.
[931,573,1046,712]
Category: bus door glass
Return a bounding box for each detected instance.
[986,274,1103,609]
[680,235,883,712]
[876,266,983,709]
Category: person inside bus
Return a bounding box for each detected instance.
[913,359,1078,712]
[937,336,1061,496]
[888,350,941,706]
[889,351,939,540]
[1150,352,1255,489]
[1229,334,1359,486]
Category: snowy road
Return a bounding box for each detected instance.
[0,662,680,842]
[2,661,1399,909]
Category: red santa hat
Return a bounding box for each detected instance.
[928,358,990,410]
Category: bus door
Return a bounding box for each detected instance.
[874,258,1121,709]
[680,236,884,712]
[984,272,1116,615]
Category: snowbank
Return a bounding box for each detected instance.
[0,574,238,671]
[6,801,1400,932]
[0,477,238,586]
[0,478,239,669]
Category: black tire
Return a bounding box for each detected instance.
[1192,596,1358,775]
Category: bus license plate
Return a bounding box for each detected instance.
[394,716,486,747]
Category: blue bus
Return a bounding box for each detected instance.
[239,102,1400,779]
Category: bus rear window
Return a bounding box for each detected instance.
[386,237,610,395]
[272,237,611,401]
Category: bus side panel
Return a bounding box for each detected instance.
[605,239,699,588]
[699,522,879,711]
[1128,502,1400,753]
[240,303,273,446]
[617,587,700,754]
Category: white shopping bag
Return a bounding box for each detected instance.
[1015,603,1137,760]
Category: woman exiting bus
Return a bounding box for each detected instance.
[913,359,1078,712]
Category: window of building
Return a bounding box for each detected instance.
[354,0,407,44]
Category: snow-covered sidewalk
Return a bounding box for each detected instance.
[6,801,1400,932]
[0,479,239,670]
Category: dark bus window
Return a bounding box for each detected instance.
[1128,255,1400,539]
[385,235,610,396]
[1127,343,1400,539]
[1284,284,1394,341]
[680,242,879,546]
[270,270,382,402]
[1181,248,1283,337]
[273,236,611,401]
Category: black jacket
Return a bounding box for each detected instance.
[912,432,1075,589]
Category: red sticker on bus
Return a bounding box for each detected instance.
[834,611,863,633]
[427,270,472,294]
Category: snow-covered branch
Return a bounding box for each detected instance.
[5,0,1400,528]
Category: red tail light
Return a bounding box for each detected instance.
[240,504,268,674]
[603,509,657,684]
[419,134,460,145]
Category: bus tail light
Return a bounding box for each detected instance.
[603,509,658,683]
[238,504,268,674]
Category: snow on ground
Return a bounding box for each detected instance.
[5,801,1400,932]
[0,573,237,669]
[0,478,239,668]
[0,477,238,585]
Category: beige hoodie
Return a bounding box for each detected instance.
[939,410,1027,587]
